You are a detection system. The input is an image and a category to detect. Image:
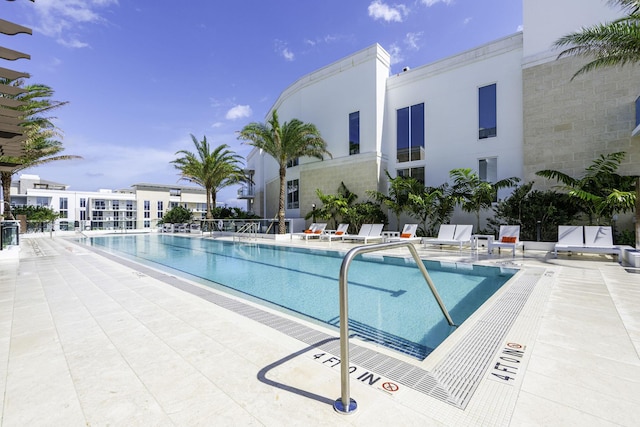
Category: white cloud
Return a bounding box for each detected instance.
[387,43,404,65]
[211,122,224,128]
[225,105,252,120]
[274,39,295,61]
[404,32,423,50]
[368,1,406,23]
[282,48,295,61]
[31,0,119,47]
[421,0,452,6]
[463,17,472,25]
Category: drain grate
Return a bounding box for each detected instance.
[81,242,543,409]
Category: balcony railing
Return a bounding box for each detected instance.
[237,187,255,199]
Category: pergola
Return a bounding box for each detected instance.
[0,10,32,173]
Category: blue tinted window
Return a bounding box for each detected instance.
[397,103,424,162]
[349,111,360,155]
[479,84,497,139]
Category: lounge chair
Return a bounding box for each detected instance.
[291,223,325,240]
[387,223,421,243]
[488,225,523,257]
[322,223,350,242]
[554,225,620,259]
[422,224,473,250]
[343,223,384,244]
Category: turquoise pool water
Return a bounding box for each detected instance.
[85,234,517,359]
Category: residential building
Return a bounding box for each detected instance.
[242,0,639,231]
[6,174,207,231]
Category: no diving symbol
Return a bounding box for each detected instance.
[382,382,399,392]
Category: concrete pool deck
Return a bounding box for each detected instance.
[1,234,639,426]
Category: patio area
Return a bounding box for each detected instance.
[1,234,639,426]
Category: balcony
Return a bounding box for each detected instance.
[237,186,255,199]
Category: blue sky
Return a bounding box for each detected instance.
[3,0,522,206]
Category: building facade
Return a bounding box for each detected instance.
[7,175,207,231]
[243,0,639,231]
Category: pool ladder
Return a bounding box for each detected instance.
[233,222,260,241]
[333,240,456,415]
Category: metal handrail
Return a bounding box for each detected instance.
[333,240,456,415]
[234,222,259,241]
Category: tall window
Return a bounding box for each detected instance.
[349,111,360,155]
[396,167,425,184]
[80,198,86,208]
[157,201,164,219]
[112,200,119,210]
[479,157,498,202]
[286,158,299,168]
[286,179,299,209]
[478,158,497,182]
[397,103,425,163]
[59,197,68,219]
[479,84,497,139]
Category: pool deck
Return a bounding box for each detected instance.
[1,234,639,426]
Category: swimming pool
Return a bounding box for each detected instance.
[84,234,517,359]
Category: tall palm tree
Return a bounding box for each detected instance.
[238,110,331,234]
[554,0,640,248]
[1,79,81,220]
[171,134,246,220]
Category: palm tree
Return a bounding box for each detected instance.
[1,79,81,220]
[554,0,640,248]
[450,168,520,231]
[238,110,331,234]
[307,183,357,230]
[536,152,636,225]
[368,171,421,230]
[171,134,246,220]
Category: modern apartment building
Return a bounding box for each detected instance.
[242,0,640,230]
[7,174,207,231]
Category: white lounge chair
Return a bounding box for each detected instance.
[554,225,620,259]
[387,223,421,243]
[291,223,326,240]
[343,223,384,244]
[322,223,350,242]
[488,225,524,257]
[422,224,473,250]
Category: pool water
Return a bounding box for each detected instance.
[85,234,517,359]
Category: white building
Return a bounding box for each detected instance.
[7,174,207,231]
[243,0,640,231]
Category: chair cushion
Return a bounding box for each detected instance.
[401,233,412,238]
[314,230,322,234]
[304,230,312,234]
[335,231,344,235]
[501,236,517,243]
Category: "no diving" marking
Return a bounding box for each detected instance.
[308,351,402,396]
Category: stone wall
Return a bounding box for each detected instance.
[523,55,640,189]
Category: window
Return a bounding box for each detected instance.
[144,220,150,228]
[396,167,425,184]
[144,211,150,218]
[126,201,134,211]
[80,211,86,221]
[287,158,299,168]
[397,103,425,163]
[157,201,163,211]
[59,197,68,219]
[349,111,360,155]
[479,84,497,139]
[144,200,150,211]
[636,95,640,127]
[80,198,86,208]
[286,179,299,209]
[95,200,105,210]
[479,157,498,202]
[112,200,119,210]
[157,211,163,219]
[478,158,497,182]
